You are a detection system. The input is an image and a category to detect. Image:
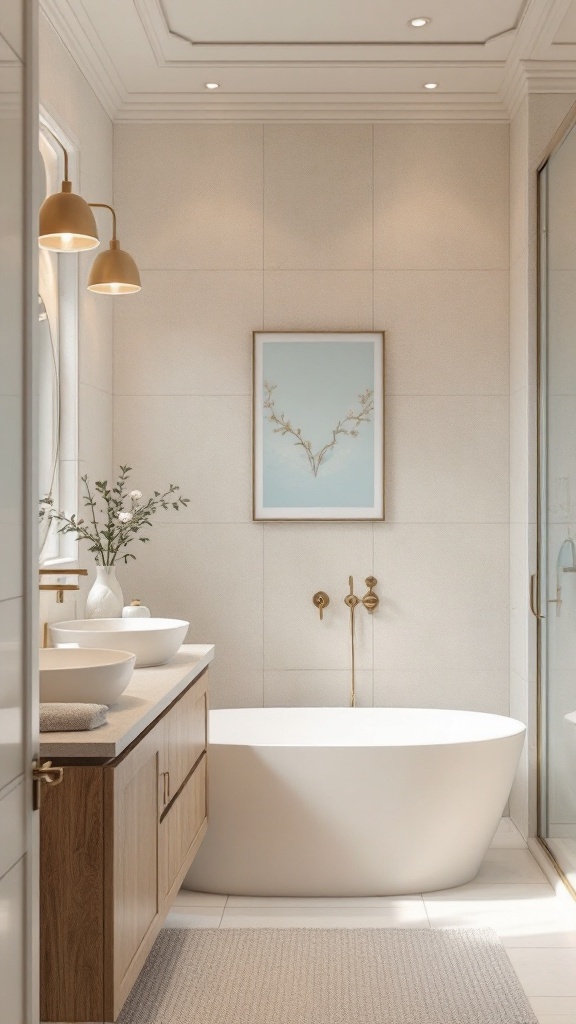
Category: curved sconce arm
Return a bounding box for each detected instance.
[89,203,117,241]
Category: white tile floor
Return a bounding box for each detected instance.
[165,819,576,1024]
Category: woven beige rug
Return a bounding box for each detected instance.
[118,928,537,1024]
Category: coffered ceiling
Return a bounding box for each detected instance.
[40,0,576,121]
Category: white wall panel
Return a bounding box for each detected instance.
[114,122,510,718]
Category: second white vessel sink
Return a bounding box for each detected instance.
[50,618,189,668]
[40,647,136,705]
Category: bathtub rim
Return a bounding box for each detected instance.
[207,706,527,749]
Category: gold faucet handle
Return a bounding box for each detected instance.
[312,591,330,620]
[39,568,89,598]
[362,576,379,613]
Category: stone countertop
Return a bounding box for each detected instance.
[39,644,214,760]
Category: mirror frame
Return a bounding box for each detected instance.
[38,110,79,566]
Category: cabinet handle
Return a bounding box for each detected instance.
[162,771,171,805]
[166,771,170,800]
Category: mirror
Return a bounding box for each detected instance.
[38,293,59,555]
[38,119,79,565]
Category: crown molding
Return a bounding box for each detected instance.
[39,0,576,124]
[503,59,576,118]
[40,0,124,120]
[113,95,510,123]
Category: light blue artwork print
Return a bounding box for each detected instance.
[262,341,375,508]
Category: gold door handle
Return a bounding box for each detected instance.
[32,760,64,810]
[530,573,545,619]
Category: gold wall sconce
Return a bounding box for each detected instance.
[38,131,98,252]
[38,129,141,294]
[87,204,141,295]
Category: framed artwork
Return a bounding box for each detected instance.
[253,332,384,521]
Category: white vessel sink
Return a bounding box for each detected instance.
[50,618,189,668]
[40,647,135,705]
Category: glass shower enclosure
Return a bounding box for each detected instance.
[538,118,576,894]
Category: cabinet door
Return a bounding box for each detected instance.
[104,722,162,1021]
[161,670,208,808]
[159,753,207,906]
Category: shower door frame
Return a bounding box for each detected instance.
[536,102,576,899]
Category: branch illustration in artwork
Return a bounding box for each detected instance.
[263,381,374,478]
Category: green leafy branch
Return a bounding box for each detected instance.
[263,382,373,478]
[48,465,190,565]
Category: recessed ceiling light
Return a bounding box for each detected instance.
[205,82,219,90]
[409,17,431,27]
[424,82,438,90]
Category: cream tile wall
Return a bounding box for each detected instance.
[113,122,513,716]
[39,14,114,618]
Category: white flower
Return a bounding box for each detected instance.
[117,511,133,523]
[129,490,142,501]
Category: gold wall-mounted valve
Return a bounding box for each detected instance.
[362,576,379,613]
[312,591,330,620]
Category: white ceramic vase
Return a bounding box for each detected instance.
[85,565,124,618]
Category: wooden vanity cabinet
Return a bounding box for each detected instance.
[40,668,208,1024]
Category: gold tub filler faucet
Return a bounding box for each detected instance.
[312,576,379,707]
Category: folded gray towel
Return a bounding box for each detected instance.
[40,702,108,732]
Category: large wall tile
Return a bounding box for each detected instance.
[385,395,509,523]
[110,120,510,718]
[373,524,509,715]
[264,524,374,671]
[509,669,530,839]
[117,524,264,708]
[510,252,532,396]
[509,523,531,682]
[211,669,265,710]
[264,125,373,270]
[508,385,537,528]
[374,270,508,396]
[263,271,373,331]
[374,124,509,270]
[79,384,113,484]
[114,395,251,523]
[79,288,113,395]
[373,667,508,715]
[264,670,373,708]
[114,125,264,270]
[114,271,263,397]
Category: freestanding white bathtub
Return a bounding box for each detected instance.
[185,707,525,897]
